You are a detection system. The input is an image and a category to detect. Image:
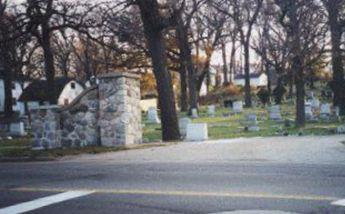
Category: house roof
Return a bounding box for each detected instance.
[234,73,264,80]
[19,77,80,103]
[0,72,33,82]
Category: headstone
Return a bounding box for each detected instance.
[9,122,26,136]
[233,101,243,114]
[335,106,340,116]
[207,105,216,117]
[247,113,257,121]
[179,117,192,137]
[305,103,314,120]
[335,106,340,119]
[186,123,208,141]
[268,105,282,121]
[311,98,320,111]
[320,103,331,120]
[245,113,260,132]
[147,107,160,124]
[191,108,199,119]
[337,125,345,134]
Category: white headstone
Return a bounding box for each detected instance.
[191,108,199,119]
[233,101,243,113]
[147,107,161,124]
[207,105,216,117]
[246,113,260,132]
[186,123,208,141]
[9,122,26,136]
[268,105,282,121]
[311,98,320,110]
[305,103,314,120]
[247,113,257,121]
[179,117,192,137]
[335,106,340,117]
[248,126,260,132]
[320,103,331,115]
[337,125,345,134]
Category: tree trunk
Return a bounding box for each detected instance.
[290,5,305,127]
[328,1,345,115]
[137,0,180,141]
[229,39,236,84]
[295,58,305,127]
[196,59,211,95]
[0,41,13,118]
[186,56,198,111]
[1,61,13,118]
[179,64,188,112]
[221,41,229,85]
[266,63,272,94]
[175,16,197,111]
[41,26,56,105]
[288,72,294,98]
[206,70,210,93]
[243,41,252,107]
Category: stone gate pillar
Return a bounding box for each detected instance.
[98,72,142,146]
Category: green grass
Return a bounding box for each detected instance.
[0,137,168,160]
[1,102,341,159]
[142,103,343,142]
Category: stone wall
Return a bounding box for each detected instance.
[30,72,142,150]
[59,86,100,148]
[31,106,61,149]
[98,73,142,147]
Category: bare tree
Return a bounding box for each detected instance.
[0,0,30,118]
[20,0,100,104]
[0,0,14,117]
[192,2,228,95]
[274,0,327,127]
[214,0,263,107]
[175,0,205,112]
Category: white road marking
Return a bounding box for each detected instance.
[331,199,345,207]
[0,190,94,214]
[211,211,299,214]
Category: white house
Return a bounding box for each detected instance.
[234,73,268,87]
[19,77,84,112]
[199,66,219,96]
[0,75,31,115]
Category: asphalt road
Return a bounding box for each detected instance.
[0,136,345,214]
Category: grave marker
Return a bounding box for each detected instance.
[191,108,199,119]
[147,107,161,124]
[233,101,243,114]
[207,105,216,117]
[268,105,282,121]
[186,123,208,141]
[179,117,192,137]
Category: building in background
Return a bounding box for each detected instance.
[0,74,32,115]
[233,73,268,87]
[19,77,84,112]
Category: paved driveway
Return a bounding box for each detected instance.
[63,135,345,165]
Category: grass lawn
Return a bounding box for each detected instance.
[0,137,168,160]
[1,102,341,159]
[142,103,343,142]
